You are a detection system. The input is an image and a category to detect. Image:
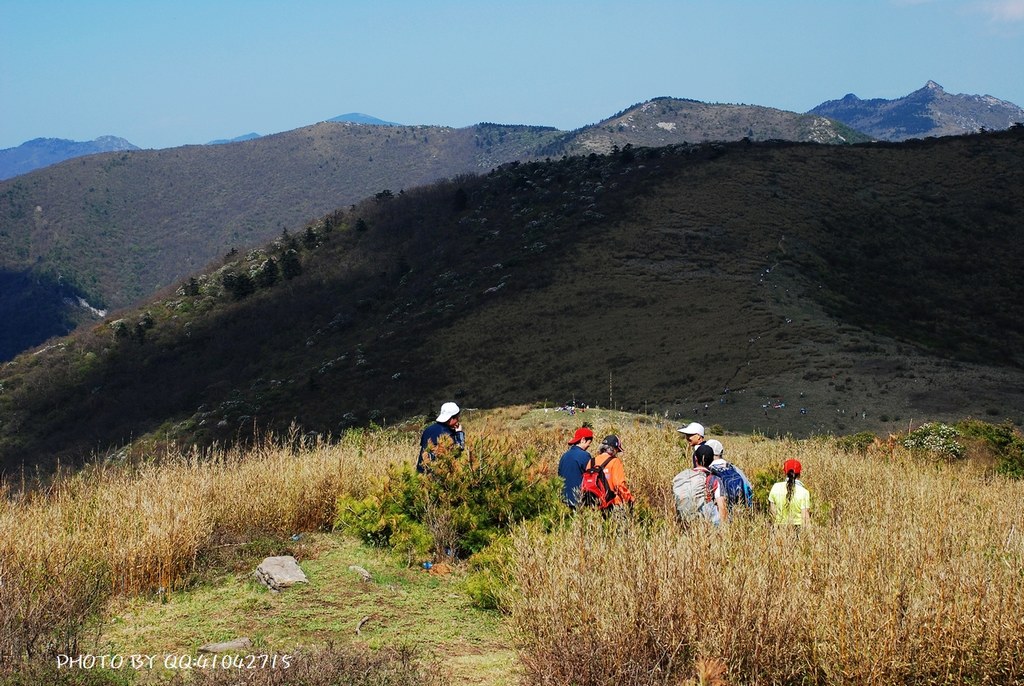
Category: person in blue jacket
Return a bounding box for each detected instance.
[557,426,594,508]
[416,401,466,473]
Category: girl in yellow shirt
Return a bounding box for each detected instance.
[768,459,811,527]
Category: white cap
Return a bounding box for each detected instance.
[436,402,461,422]
[677,422,705,436]
[705,439,724,457]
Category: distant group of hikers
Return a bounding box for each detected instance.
[417,402,811,528]
[557,421,810,527]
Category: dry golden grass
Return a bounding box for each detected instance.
[509,434,1024,685]
[0,427,419,669]
[3,411,1023,685]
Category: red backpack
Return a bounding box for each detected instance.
[579,455,617,509]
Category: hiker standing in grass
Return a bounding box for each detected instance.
[416,401,465,473]
[582,435,635,512]
[705,439,754,513]
[558,426,594,509]
[672,444,728,525]
[678,421,714,468]
[768,459,811,527]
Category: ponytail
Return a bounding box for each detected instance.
[785,470,797,504]
[782,459,802,505]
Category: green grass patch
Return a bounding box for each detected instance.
[97,533,515,685]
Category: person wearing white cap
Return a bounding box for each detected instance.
[677,422,714,468]
[416,401,466,473]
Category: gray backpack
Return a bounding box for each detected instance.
[672,467,719,524]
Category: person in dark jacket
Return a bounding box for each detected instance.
[416,401,465,473]
[557,426,594,508]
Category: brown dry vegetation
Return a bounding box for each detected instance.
[510,429,1024,685]
[1,409,1023,684]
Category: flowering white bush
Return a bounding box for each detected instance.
[902,422,965,459]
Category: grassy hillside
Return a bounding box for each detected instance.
[2,409,1023,684]
[0,100,862,362]
[0,123,562,309]
[1,129,1022,472]
[0,122,563,361]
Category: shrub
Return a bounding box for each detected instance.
[0,545,111,671]
[902,422,965,460]
[334,490,433,564]
[835,431,876,454]
[748,467,781,512]
[463,535,516,611]
[956,419,1024,479]
[335,436,562,561]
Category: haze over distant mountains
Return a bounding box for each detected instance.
[810,81,1024,142]
[2,83,1022,180]
[0,135,139,180]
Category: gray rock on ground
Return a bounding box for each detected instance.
[198,637,253,653]
[348,564,373,582]
[254,555,308,592]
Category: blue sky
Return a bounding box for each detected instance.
[2,0,1022,150]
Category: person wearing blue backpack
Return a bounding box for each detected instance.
[705,439,754,512]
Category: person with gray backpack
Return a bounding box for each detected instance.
[672,443,727,525]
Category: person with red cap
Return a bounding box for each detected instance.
[557,425,594,508]
[768,458,812,527]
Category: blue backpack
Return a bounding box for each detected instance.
[709,464,753,509]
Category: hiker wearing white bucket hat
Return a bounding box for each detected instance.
[416,401,466,473]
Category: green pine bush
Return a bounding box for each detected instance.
[956,419,1024,479]
[335,435,562,561]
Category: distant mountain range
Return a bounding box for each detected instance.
[1,84,1022,363]
[327,113,402,126]
[3,83,1022,180]
[0,135,139,180]
[207,132,262,145]
[810,81,1024,142]
[0,96,868,362]
[0,116,404,179]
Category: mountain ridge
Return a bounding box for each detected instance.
[0,98,866,362]
[809,81,1024,141]
[0,135,139,180]
[5,81,1022,179]
[1,128,1021,473]
[3,85,1023,364]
